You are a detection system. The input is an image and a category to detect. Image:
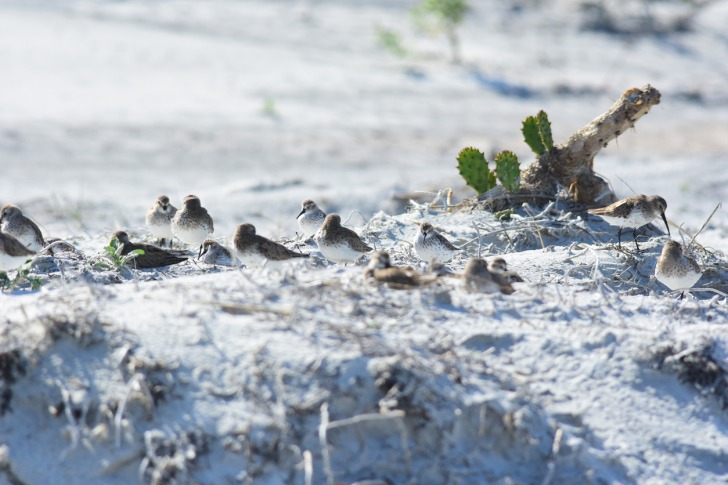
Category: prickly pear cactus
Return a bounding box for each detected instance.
[457,147,496,194]
[494,150,520,192]
[522,110,554,156]
[522,116,545,156]
[537,110,554,151]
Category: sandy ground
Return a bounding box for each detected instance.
[1,1,728,484]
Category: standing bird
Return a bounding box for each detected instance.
[171,195,214,258]
[462,258,515,295]
[364,250,434,289]
[199,240,238,266]
[655,240,702,295]
[110,231,187,269]
[314,214,372,263]
[413,222,460,265]
[0,204,45,252]
[233,224,308,268]
[487,257,524,283]
[146,195,177,247]
[297,199,326,240]
[588,194,669,251]
[0,232,36,271]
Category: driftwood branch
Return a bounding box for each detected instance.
[478,85,661,211]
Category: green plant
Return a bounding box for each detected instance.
[457,148,521,194]
[262,97,278,118]
[1,260,42,292]
[103,237,144,270]
[375,27,407,58]
[457,110,558,194]
[412,0,470,63]
[522,110,554,156]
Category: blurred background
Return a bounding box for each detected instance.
[0,0,727,245]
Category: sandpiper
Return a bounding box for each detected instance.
[588,194,669,251]
[655,240,702,294]
[0,232,36,271]
[171,195,214,257]
[364,250,434,289]
[0,204,45,252]
[111,231,187,269]
[314,214,372,263]
[199,239,238,266]
[462,258,514,295]
[297,199,326,240]
[413,222,460,265]
[487,257,524,283]
[146,195,177,247]
[233,223,308,268]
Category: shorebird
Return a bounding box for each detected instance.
[462,258,515,295]
[487,257,524,283]
[110,231,187,269]
[588,194,669,251]
[364,250,434,289]
[199,240,238,266]
[655,240,702,295]
[413,222,460,265]
[297,199,326,240]
[233,223,308,268]
[146,195,177,247]
[0,232,36,271]
[171,195,214,257]
[0,204,45,252]
[314,214,372,263]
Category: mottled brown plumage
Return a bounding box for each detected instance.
[111,231,187,269]
[364,251,434,289]
[588,194,669,250]
[233,223,308,267]
[0,231,36,271]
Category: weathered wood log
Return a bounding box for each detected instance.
[477,85,661,211]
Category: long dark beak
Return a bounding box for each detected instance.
[297,208,305,219]
[661,211,670,236]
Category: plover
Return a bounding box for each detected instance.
[199,239,238,266]
[233,223,308,267]
[297,199,326,240]
[110,231,187,269]
[146,195,177,247]
[314,214,372,263]
[655,240,702,293]
[462,258,514,295]
[487,257,524,283]
[364,250,434,289]
[0,232,36,271]
[414,222,460,265]
[0,204,45,252]
[588,194,669,250]
[171,195,214,257]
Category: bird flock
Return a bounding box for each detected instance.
[0,192,704,295]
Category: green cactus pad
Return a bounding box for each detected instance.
[457,147,496,194]
[537,110,554,150]
[522,116,545,156]
[494,150,521,192]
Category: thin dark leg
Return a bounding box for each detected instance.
[198,245,203,259]
[617,227,623,250]
[632,228,640,252]
[678,291,685,300]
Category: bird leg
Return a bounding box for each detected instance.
[617,227,623,250]
[632,228,640,252]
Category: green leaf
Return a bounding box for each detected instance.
[522,116,545,156]
[457,147,496,194]
[537,110,554,150]
[495,208,515,221]
[494,150,521,192]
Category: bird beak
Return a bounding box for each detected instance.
[661,211,670,236]
[297,208,305,219]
